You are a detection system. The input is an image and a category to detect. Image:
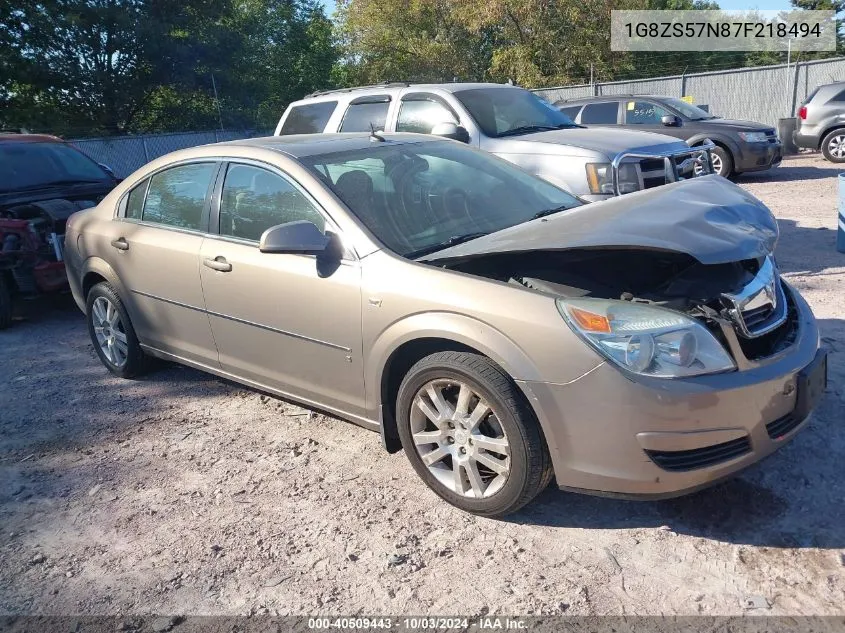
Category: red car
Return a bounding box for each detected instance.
[0,133,119,328]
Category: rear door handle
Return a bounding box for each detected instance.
[110,237,129,251]
[203,256,232,272]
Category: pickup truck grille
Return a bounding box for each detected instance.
[638,151,702,190]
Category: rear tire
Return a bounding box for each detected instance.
[396,351,552,517]
[821,129,845,163]
[86,282,150,378]
[0,274,12,330]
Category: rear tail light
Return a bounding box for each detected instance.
[799,106,807,120]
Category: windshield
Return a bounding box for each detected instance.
[661,98,716,121]
[454,88,577,138]
[301,140,581,258]
[0,141,112,192]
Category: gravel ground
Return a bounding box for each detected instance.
[1,152,844,617]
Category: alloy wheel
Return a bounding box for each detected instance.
[694,153,721,177]
[828,135,845,158]
[91,296,128,367]
[409,379,510,498]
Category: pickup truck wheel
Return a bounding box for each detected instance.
[396,351,553,517]
[0,274,12,330]
[821,129,845,163]
[86,282,150,378]
[711,146,733,177]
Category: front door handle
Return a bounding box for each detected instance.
[203,256,232,272]
[110,237,129,251]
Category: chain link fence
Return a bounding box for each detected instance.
[71,129,272,178]
[533,57,845,129]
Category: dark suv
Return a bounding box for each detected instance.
[0,134,118,328]
[794,81,845,162]
[555,95,782,178]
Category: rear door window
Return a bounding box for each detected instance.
[142,163,217,231]
[580,102,619,124]
[279,101,338,135]
[339,97,391,133]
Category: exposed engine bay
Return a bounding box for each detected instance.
[441,248,797,362]
[1,197,97,294]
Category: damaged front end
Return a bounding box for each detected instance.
[443,248,797,374]
[0,197,101,295]
[422,176,798,374]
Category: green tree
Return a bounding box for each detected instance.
[1,0,339,136]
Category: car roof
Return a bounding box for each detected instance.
[0,133,65,144]
[214,132,442,158]
[296,82,522,103]
[556,95,671,105]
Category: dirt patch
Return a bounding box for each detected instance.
[1,153,844,616]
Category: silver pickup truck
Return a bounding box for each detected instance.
[274,82,713,202]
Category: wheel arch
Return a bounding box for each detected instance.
[81,257,126,303]
[819,125,845,150]
[369,313,554,459]
[690,134,737,161]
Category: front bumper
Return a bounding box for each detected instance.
[518,286,823,498]
[735,140,783,172]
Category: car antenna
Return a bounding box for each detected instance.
[369,123,386,142]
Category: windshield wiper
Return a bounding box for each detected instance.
[497,125,562,137]
[531,204,573,220]
[407,232,490,259]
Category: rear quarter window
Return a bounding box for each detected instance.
[279,101,338,135]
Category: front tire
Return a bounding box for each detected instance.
[711,146,734,177]
[821,129,845,163]
[86,282,150,378]
[396,351,552,517]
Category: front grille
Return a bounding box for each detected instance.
[639,158,667,189]
[766,412,803,439]
[742,303,776,330]
[645,436,752,472]
[764,129,779,143]
[736,286,798,360]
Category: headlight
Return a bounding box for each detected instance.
[738,131,769,143]
[585,163,640,195]
[557,297,736,378]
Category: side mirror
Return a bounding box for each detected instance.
[661,115,682,127]
[259,221,331,255]
[99,163,116,178]
[430,122,470,143]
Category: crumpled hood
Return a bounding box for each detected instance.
[421,175,778,266]
[515,127,691,157]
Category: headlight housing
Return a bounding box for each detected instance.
[738,131,769,143]
[585,162,640,195]
[557,297,736,378]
